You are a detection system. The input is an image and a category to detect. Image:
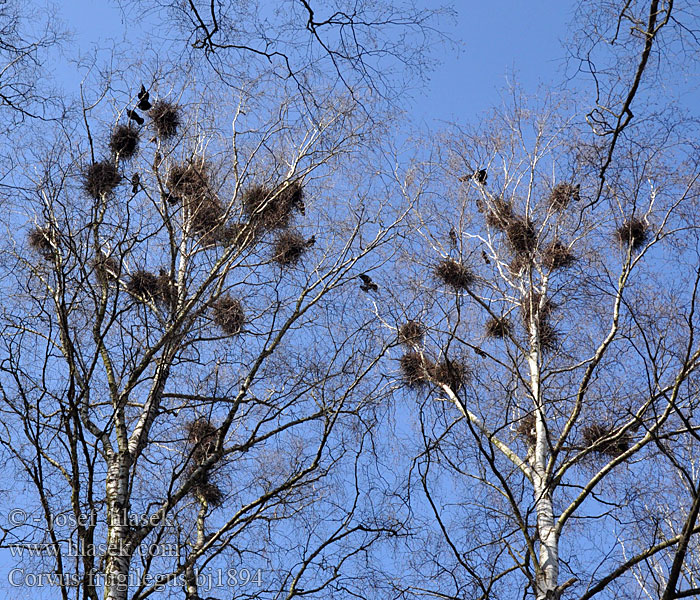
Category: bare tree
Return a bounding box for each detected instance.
[382,87,700,600]
[0,67,408,600]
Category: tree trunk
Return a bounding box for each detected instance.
[104,454,133,600]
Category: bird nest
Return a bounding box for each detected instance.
[485,317,512,338]
[505,217,537,255]
[521,291,555,324]
[399,352,434,388]
[187,196,227,244]
[272,230,308,266]
[484,198,514,230]
[167,161,211,200]
[542,240,575,270]
[537,320,559,353]
[582,423,631,457]
[109,124,140,160]
[615,218,648,252]
[516,413,537,446]
[398,320,425,346]
[83,160,122,199]
[435,259,474,291]
[186,418,218,464]
[28,226,55,260]
[127,269,175,306]
[149,101,181,139]
[241,181,305,230]
[192,478,224,506]
[548,182,579,211]
[211,295,245,335]
[431,358,468,391]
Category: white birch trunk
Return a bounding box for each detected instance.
[104,455,133,600]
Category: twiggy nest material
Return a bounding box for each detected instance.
[516,413,537,446]
[399,352,434,388]
[83,160,122,199]
[241,182,305,230]
[485,317,512,339]
[127,270,161,302]
[28,226,55,260]
[521,292,555,324]
[272,231,308,266]
[398,321,425,346]
[484,198,514,229]
[509,254,529,275]
[192,479,224,506]
[615,218,648,252]
[187,196,227,244]
[167,161,210,200]
[548,183,579,211]
[505,217,537,255]
[435,259,474,291]
[431,358,468,391]
[582,423,631,457]
[109,124,140,160]
[156,269,177,308]
[149,101,181,139]
[542,241,575,270]
[92,252,119,283]
[212,295,245,336]
[537,320,559,353]
[186,419,218,465]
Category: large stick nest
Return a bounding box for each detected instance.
[212,295,245,336]
[516,413,537,446]
[398,320,425,346]
[485,317,512,339]
[109,124,140,160]
[83,160,122,199]
[521,291,555,324]
[435,259,475,291]
[272,230,308,266]
[399,352,435,388]
[484,198,514,230]
[242,181,305,230]
[582,423,631,457]
[167,161,211,200]
[186,418,218,465]
[431,357,468,391]
[149,101,181,139]
[542,240,575,270]
[28,226,56,260]
[127,269,175,307]
[92,252,119,283]
[548,182,579,211]
[505,216,537,255]
[615,218,648,252]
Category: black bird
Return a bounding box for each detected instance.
[448,227,458,247]
[359,273,378,293]
[306,235,316,247]
[481,250,491,265]
[162,191,181,205]
[475,169,487,185]
[127,109,144,125]
[572,183,581,202]
[137,84,152,111]
[131,173,140,194]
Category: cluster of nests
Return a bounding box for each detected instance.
[396,321,467,391]
[185,419,224,507]
[81,101,182,201]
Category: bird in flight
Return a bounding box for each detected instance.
[127,109,144,125]
[359,273,378,293]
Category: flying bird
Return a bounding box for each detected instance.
[127,109,144,125]
[359,273,378,293]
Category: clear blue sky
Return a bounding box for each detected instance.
[58,0,576,124]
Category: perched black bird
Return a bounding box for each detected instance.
[306,235,316,247]
[162,191,181,205]
[127,109,144,125]
[137,85,151,110]
[475,169,488,185]
[481,249,491,265]
[572,183,581,202]
[448,227,458,247]
[359,273,379,293]
[131,173,140,194]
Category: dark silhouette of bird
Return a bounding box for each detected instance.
[136,84,152,111]
[359,273,378,293]
[572,183,581,202]
[131,173,140,194]
[306,235,316,247]
[162,191,181,205]
[448,227,458,247]
[127,109,144,125]
[474,347,487,358]
[475,169,487,185]
[481,250,491,265]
